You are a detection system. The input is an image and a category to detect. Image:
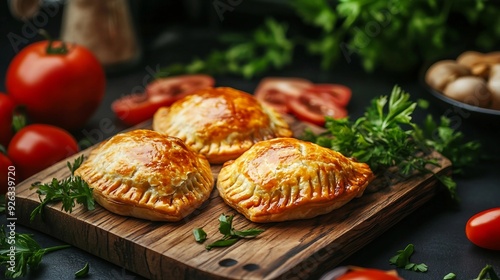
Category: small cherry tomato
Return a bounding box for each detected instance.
[304,84,352,107]
[254,77,312,114]
[0,153,14,194]
[466,207,500,250]
[287,91,348,126]
[6,39,105,130]
[0,93,15,147]
[337,268,402,280]
[7,124,79,180]
[112,74,214,126]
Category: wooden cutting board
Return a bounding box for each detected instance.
[15,116,452,280]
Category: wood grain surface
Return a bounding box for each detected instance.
[15,116,452,280]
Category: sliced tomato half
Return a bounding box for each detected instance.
[146,74,215,99]
[112,74,215,126]
[254,77,313,114]
[287,91,348,127]
[304,84,352,107]
[111,94,172,126]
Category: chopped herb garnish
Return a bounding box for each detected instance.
[74,262,90,278]
[444,272,456,279]
[193,228,208,243]
[30,155,95,222]
[389,244,428,273]
[195,214,265,251]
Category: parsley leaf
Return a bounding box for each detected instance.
[444,272,457,279]
[0,226,70,278]
[193,228,207,243]
[195,214,265,250]
[30,155,95,222]
[389,244,428,273]
[417,114,481,175]
[75,262,90,278]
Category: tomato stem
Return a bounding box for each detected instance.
[38,29,68,55]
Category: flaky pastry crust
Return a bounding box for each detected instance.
[75,129,214,222]
[152,87,293,164]
[217,138,374,223]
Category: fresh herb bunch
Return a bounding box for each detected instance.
[193,214,264,250]
[389,244,428,272]
[302,85,481,200]
[160,0,500,78]
[0,226,70,278]
[157,18,293,79]
[292,0,500,72]
[30,155,95,222]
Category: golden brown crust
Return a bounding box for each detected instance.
[75,129,214,222]
[216,138,374,223]
[152,87,293,164]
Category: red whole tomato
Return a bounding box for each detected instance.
[112,74,214,126]
[7,124,79,180]
[0,93,15,147]
[304,84,352,107]
[466,207,500,250]
[287,91,348,127]
[254,77,313,114]
[6,39,105,130]
[337,268,402,280]
[0,153,14,194]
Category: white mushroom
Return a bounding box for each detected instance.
[487,64,500,110]
[425,60,470,92]
[457,51,500,78]
[443,76,492,108]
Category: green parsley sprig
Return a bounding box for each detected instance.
[0,226,70,278]
[389,244,428,273]
[30,155,95,222]
[194,214,265,250]
[302,85,480,200]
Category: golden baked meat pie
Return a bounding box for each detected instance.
[217,137,374,223]
[152,87,293,164]
[75,129,214,222]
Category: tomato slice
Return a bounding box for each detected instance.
[112,75,215,126]
[337,269,402,280]
[254,77,313,114]
[146,74,215,100]
[304,84,352,107]
[287,91,348,126]
[111,94,174,126]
